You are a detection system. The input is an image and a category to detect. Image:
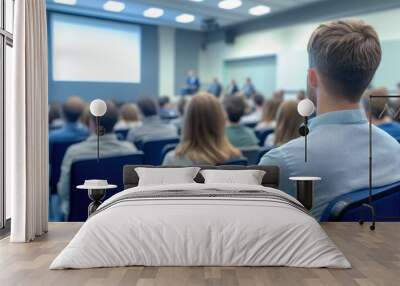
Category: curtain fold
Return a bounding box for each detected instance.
[8,0,48,242]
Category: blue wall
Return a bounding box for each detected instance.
[47,12,159,103]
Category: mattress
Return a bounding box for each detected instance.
[50,183,350,269]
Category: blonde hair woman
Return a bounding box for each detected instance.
[163,92,241,165]
[265,100,303,146]
[255,99,282,131]
[114,103,141,130]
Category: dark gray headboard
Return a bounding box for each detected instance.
[123,165,279,189]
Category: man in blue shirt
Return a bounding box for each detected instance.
[49,96,89,144]
[259,20,400,219]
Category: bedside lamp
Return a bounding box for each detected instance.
[90,99,107,162]
[297,98,315,162]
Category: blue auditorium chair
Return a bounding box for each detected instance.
[240,146,262,165]
[68,152,144,221]
[320,181,400,222]
[115,129,130,141]
[49,139,83,194]
[218,157,248,166]
[161,143,179,163]
[142,137,180,165]
[243,122,258,129]
[255,128,274,146]
[256,146,275,163]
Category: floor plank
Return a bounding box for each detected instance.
[0,222,399,286]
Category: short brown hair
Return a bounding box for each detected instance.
[223,95,246,123]
[363,87,390,119]
[308,20,381,102]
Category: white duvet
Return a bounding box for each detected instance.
[50,183,350,269]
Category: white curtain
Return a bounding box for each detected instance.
[7,0,48,242]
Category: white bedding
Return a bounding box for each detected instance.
[50,183,351,269]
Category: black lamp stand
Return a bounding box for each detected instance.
[360,94,400,231]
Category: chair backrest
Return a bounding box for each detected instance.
[161,143,179,163]
[255,128,274,146]
[115,129,129,141]
[142,137,180,165]
[68,152,144,221]
[257,146,275,163]
[217,157,248,166]
[49,139,83,194]
[243,122,257,129]
[240,146,261,165]
[320,181,400,222]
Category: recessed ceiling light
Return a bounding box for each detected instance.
[218,0,242,10]
[103,1,125,13]
[249,5,271,16]
[189,0,204,2]
[53,0,77,5]
[144,7,164,18]
[175,13,195,24]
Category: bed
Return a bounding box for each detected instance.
[50,165,350,269]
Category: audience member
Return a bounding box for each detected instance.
[241,93,265,124]
[158,96,178,119]
[127,96,178,143]
[181,70,200,96]
[49,96,89,144]
[226,79,239,96]
[57,101,137,219]
[208,77,222,97]
[297,90,306,101]
[170,97,188,131]
[363,87,400,139]
[114,103,141,130]
[163,92,241,165]
[242,77,256,98]
[79,104,91,129]
[260,20,400,219]
[49,103,64,130]
[273,90,285,101]
[224,95,259,148]
[255,99,281,130]
[264,101,303,146]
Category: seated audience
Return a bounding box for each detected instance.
[242,77,256,98]
[208,77,222,97]
[226,79,239,96]
[255,99,281,130]
[363,88,400,139]
[259,20,400,219]
[49,96,89,143]
[158,96,178,119]
[224,95,259,148]
[241,93,264,125]
[57,102,137,218]
[163,92,241,165]
[273,90,285,101]
[49,102,64,130]
[265,101,303,146]
[114,103,141,130]
[79,104,91,129]
[127,96,178,143]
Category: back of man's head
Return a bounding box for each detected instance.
[308,20,381,103]
[158,96,170,108]
[95,101,119,133]
[224,95,246,123]
[62,96,85,123]
[253,93,264,107]
[137,97,158,117]
[363,87,390,120]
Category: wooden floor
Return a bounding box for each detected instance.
[0,222,399,286]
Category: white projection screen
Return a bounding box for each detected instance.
[51,13,141,83]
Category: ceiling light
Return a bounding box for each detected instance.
[144,7,164,18]
[189,0,204,2]
[103,1,125,13]
[249,5,271,16]
[218,0,242,10]
[53,0,77,5]
[175,14,195,24]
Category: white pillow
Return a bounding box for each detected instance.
[135,167,200,186]
[200,169,266,185]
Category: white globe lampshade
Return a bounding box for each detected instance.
[90,99,107,117]
[297,98,315,117]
